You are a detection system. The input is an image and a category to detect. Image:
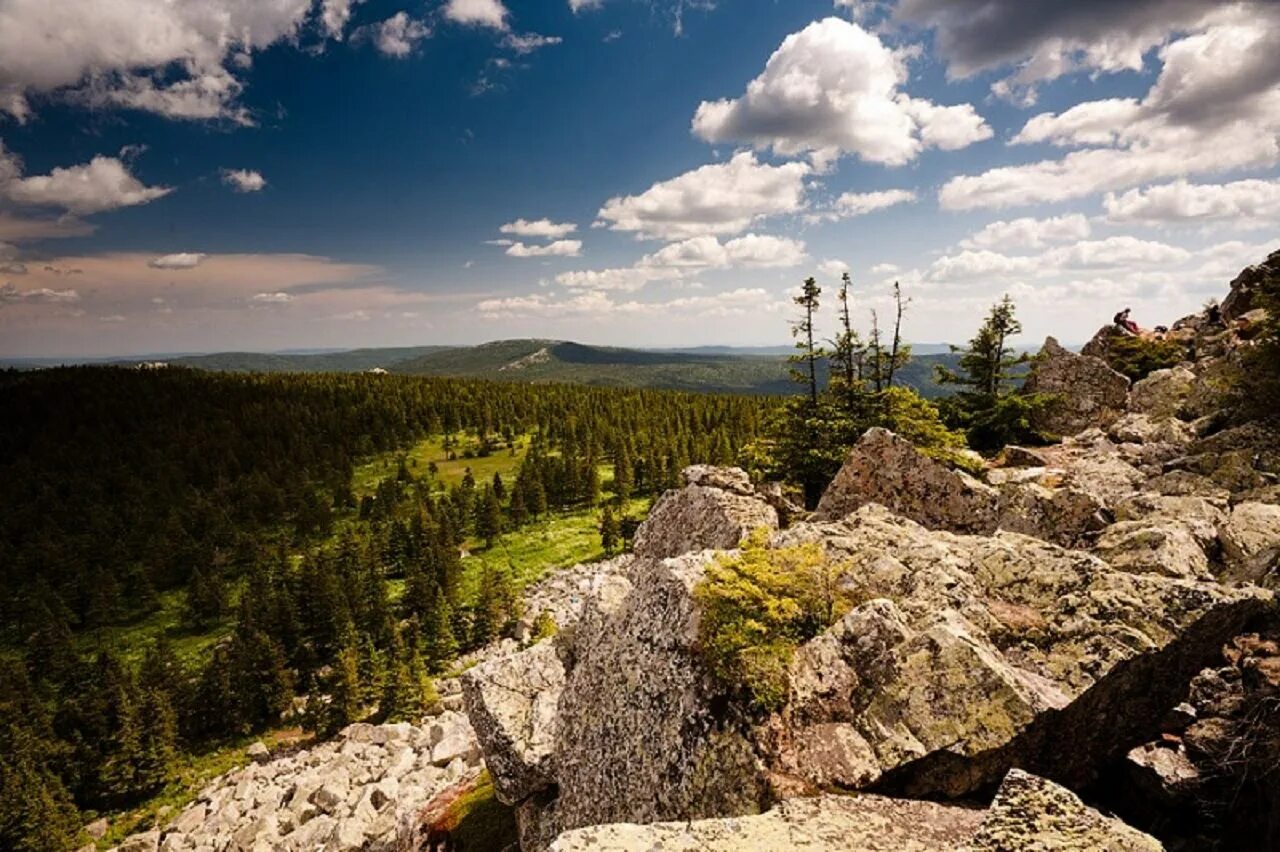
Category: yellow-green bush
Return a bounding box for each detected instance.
[1105,334,1186,381]
[694,529,857,713]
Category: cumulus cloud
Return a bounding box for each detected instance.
[0,211,96,242]
[960,214,1091,251]
[940,8,1280,210]
[442,0,509,30]
[363,12,431,57]
[596,152,811,240]
[148,253,207,270]
[221,169,267,193]
[321,0,365,39]
[817,258,851,278]
[639,234,808,270]
[555,266,675,292]
[691,18,990,167]
[500,218,577,239]
[1105,178,1280,228]
[505,239,583,258]
[927,236,1190,285]
[0,0,341,123]
[0,144,171,215]
[890,0,1224,103]
[251,291,295,303]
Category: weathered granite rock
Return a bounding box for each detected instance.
[547,793,986,852]
[965,769,1162,851]
[1130,366,1197,420]
[813,428,999,534]
[1221,247,1280,321]
[547,551,768,836]
[996,481,1110,548]
[1218,502,1280,586]
[768,506,1272,798]
[1108,412,1194,447]
[633,466,778,559]
[1093,520,1214,580]
[1024,337,1131,437]
[462,638,566,804]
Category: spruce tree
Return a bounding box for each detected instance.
[600,506,620,555]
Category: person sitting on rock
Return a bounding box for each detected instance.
[1113,308,1140,335]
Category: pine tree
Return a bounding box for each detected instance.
[936,295,1046,452]
[422,585,458,671]
[509,487,528,528]
[323,642,362,736]
[600,505,620,555]
[789,277,823,406]
[475,486,503,548]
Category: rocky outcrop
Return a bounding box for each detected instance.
[547,791,986,851]
[112,715,483,852]
[967,769,1162,851]
[1221,247,1280,321]
[768,506,1271,798]
[1024,337,1131,437]
[633,466,777,559]
[813,428,999,534]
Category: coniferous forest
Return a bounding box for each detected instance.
[0,367,772,850]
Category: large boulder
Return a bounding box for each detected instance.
[995,481,1110,548]
[633,466,777,559]
[1130,366,1197,420]
[966,769,1162,851]
[461,639,567,804]
[1092,519,1214,580]
[813,428,999,535]
[1024,337,1131,437]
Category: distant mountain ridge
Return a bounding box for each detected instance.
[3,339,966,397]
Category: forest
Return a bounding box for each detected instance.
[0,367,772,850]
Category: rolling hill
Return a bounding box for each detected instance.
[7,339,963,397]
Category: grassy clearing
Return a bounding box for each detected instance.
[73,589,238,669]
[461,496,651,594]
[352,434,530,496]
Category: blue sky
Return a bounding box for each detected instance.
[0,0,1277,356]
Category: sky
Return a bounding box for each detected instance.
[0,0,1278,357]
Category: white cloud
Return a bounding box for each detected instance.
[443,0,509,30]
[148,253,207,270]
[940,9,1280,210]
[503,33,562,55]
[0,211,95,242]
[1104,178,1280,227]
[596,152,811,240]
[0,0,333,123]
[691,18,990,167]
[252,291,295,303]
[478,287,784,319]
[639,234,808,270]
[960,214,1091,251]
[0,282,80,305]
[221,169,267,193]
[890,0,1225,104]
[500,218,577,239]
[870,262,899,275]
[832,188,916,218]
[555,267,675,292]
[321,0,365,39]
[818,258,851,278]
[928,249,1039,282]
[568,0,603,11]
[0,144,171,215]
[505,239,583,258]
[367,13,430,57]
[1051,236,1190,268]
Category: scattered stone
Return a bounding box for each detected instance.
[84,817,110,840]
[633,466,778,559]
[1130,366,1197,420]
[245,741,270,764]
[1218,502,1280,586]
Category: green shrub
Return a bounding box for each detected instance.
[694,529,858,713]
[1105,334,1185,381]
